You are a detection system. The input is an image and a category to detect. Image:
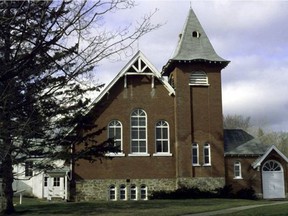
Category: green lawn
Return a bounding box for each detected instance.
[220,203,288,216]
[10,197,284,216]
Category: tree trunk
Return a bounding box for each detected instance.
[1,152,15,215]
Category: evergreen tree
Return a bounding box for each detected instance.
[0,1,159,214]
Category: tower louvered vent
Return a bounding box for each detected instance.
[189,71,208,85]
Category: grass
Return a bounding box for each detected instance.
[220,203,288,216]
[9,197,282,216]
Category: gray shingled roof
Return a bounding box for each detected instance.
[224,129,254,152]
[224,129,270,155]
[171,8,229,63]
[227,138,271,155]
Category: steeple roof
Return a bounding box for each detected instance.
[162,8,229,74]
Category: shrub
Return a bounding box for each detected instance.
[150,186,218,200]
[215,184,234,198]
[150,185,256,200]
[235,187,257,200]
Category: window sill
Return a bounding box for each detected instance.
[203,164,211,167]
[192,164,201,167]
[233,177,243,180]
[189,84,210,87]
[128,153,150,157]
[105,153,125,157]
[153,153,172,157]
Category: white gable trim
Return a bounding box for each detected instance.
[91,50,175,106]
[252,145,288,169]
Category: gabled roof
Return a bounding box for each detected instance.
[162,8,229,75]
[252,145,288,169]
[91,51,175,106]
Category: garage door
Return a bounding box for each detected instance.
[262,160,285,199]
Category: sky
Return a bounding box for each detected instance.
[94,0,288,132]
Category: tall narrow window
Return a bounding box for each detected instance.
[155,121,170,153]
[109,185,116,200]
[108,120,123,152]
[119,185,126,200]
[130,185,137,200]
[25,161,33,177]
[192,143,199,165]
[140,185,148,200]
[203,143,211,166]
[44,177,48,187]
[131,109,147,153]
[234,161,242,179]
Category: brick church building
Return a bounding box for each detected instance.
[71,7,288,201]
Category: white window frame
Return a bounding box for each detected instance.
[203,143,211,166]
[192,143,200,166]
[130,185,137,200]
[153,120,172,156]
[119,185,127,200]
[129,109,149,156]
[140,185,148,200]
[189,71,209,86]
[234,161,242,179]
[107,120,125,156]
[53,177,60,187]
[109,185,117,201]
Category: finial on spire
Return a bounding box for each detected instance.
[190,1,192,9]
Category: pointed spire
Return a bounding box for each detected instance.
[171,8,229,63]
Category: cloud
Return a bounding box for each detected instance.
[95,0,288,131]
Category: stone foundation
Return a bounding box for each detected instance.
[74,177,225,201]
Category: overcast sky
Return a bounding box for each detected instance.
[94,0,288,132]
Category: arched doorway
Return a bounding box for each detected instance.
[262,160,285,199]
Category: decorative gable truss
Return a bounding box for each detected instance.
[92,51,175,105]
[124,55,156,88]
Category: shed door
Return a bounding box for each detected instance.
[262,160,285,199]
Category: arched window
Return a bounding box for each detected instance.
[155,121,170,153]
[108,120,123,152]
[203,143,211,166]
[119,185,126,200]
[189,71,208,85]
[130,185,137,200]
[140,185,148,200]
[262,160,282,171]
[192,143,199,165]
[109,185,116,201]
[234,161,242,179]
[131,109,147,154]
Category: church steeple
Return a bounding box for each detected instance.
[163,8,229,74]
